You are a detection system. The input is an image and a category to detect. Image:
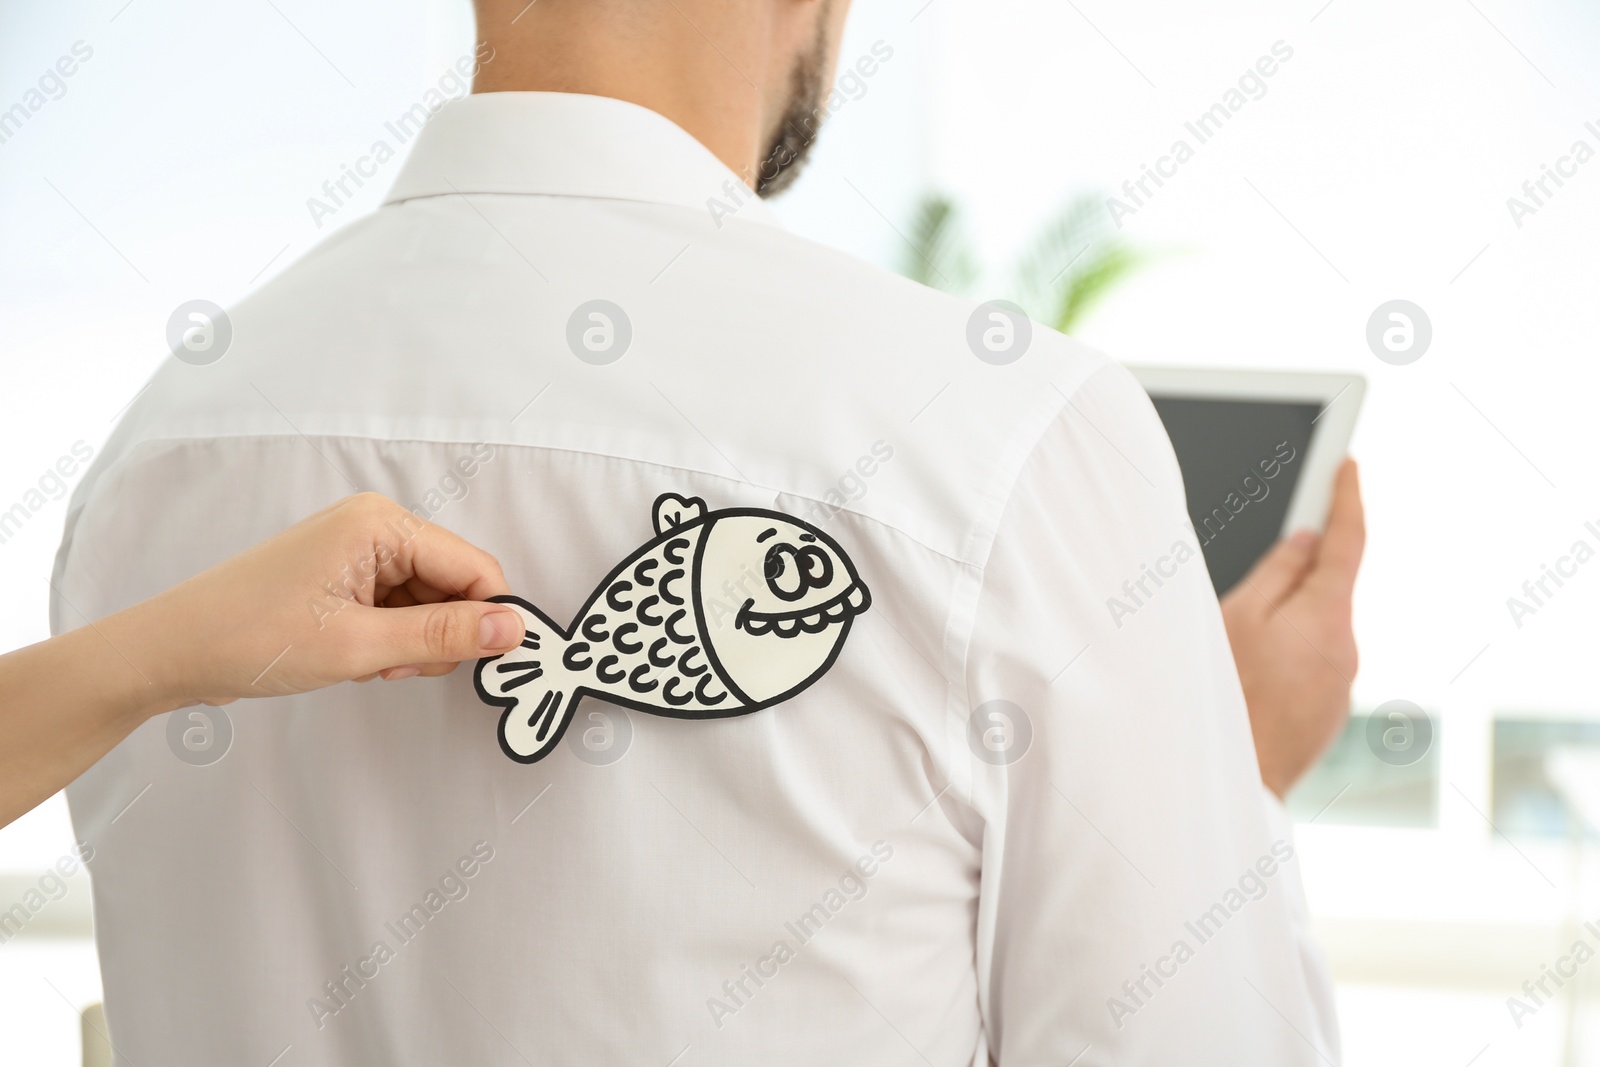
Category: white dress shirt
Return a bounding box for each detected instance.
[53,92,1336,1065]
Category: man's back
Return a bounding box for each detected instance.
[54,93,1335,1064]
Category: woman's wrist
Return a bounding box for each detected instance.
[92,597,198,723]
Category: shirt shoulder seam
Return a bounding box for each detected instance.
[935,358,1117,803]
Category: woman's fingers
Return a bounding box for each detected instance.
[362,506,510,604]
[146,493,521,703]
[377,660,465,680]
[318,496,520,687]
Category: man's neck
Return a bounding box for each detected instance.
[472,6,773,188]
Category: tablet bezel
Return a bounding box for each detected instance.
[1127,365,1365,536]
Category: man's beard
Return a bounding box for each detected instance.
[755,11,834,199]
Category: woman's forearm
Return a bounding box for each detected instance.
[1,494,524,832]
[0,612,173,829]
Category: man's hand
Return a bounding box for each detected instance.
[1222,460,1365,799]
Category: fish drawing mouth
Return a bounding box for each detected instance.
[735,582,871,638]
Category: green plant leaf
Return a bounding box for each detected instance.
[1014,193,1147,333]
[899,193,980,295]
[1055,245,1147,334]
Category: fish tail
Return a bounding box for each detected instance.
[472,596,583,764]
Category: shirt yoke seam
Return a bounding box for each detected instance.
[111,430,977,568]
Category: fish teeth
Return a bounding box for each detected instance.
[741,588,867,639]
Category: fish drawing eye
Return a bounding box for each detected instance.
[798,546,832,587]
[763,543,808,601]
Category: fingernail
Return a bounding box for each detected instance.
[479,608,522,652]
[384,666,421,681]
[1289,529,1319,552]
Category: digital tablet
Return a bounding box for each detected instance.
[1129,366,1365,596]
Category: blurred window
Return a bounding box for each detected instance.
[1491,718,1600,839]
[1288,709,1439,828]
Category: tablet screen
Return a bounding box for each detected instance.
[1147,396,1320,596]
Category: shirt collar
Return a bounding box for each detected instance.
[383,91,781,227]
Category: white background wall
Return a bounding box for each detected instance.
[3,0,1599,1063]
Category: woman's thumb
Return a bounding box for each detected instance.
[349,600,525,678]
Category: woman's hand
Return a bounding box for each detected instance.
[1,493,523,829]
[112,493,526,710]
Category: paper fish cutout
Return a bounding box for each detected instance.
[474,493,871,763]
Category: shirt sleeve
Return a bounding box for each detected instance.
[966,363,1339,1065]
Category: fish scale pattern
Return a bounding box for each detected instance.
[502,523,736,712]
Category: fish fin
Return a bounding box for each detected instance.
[653,493,707,535]
[498,687,580,764]
[472,595,580,763]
